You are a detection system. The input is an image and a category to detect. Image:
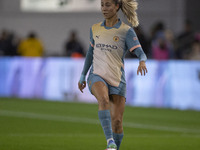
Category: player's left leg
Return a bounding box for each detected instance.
[109,95,126,150]
[91,81,117,150]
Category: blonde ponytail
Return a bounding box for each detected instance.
[120,0,139,27]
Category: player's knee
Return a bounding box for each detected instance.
[98,95,109,109]
[112,119,123,133]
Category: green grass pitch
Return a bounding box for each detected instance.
[0,98,200,150]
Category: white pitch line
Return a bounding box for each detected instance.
[1,133,104,138]
[0,110,99,124]
[2,133,200,138]
[123,122,200,133]
[0,110,200,134]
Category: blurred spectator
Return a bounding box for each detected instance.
[150,21,174,60]
[64,30,85,58]
[0,29,9,56]
[150,21,165,42]
[188,33,200,60]
[6,32,19,56]
[165,29,176,59]
[0,29,20,56]
[151,31,170,60]
[18,31,44,57]
[175,19,194,59]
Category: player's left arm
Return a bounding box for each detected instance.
[134,48,148,76]
[125,28,148,76]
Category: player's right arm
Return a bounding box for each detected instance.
[78,28,94,93]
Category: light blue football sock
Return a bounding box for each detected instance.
[98,110,113,141]
[113,132,124,150]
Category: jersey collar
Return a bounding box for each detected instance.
[101,19,122,29]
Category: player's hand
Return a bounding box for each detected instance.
[78,75,86,93]
[78,81,86,93]
[137,61,148,76]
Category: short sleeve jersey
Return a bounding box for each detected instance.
[90,19,142,87]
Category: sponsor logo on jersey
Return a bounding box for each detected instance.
[96,43,118,49]
[96,43,118,52]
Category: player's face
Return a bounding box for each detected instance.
[101,0,119,19]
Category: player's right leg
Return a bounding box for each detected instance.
[91,81,117,149]
[87,74,116,149]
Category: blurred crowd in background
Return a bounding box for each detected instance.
[0,20,200,60]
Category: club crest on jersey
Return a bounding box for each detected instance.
[113,36,119,42]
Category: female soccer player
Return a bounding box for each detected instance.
[78,0,147,149]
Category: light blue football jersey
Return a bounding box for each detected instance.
[89,19,143,87]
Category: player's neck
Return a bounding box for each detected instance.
[105,15,118,27]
